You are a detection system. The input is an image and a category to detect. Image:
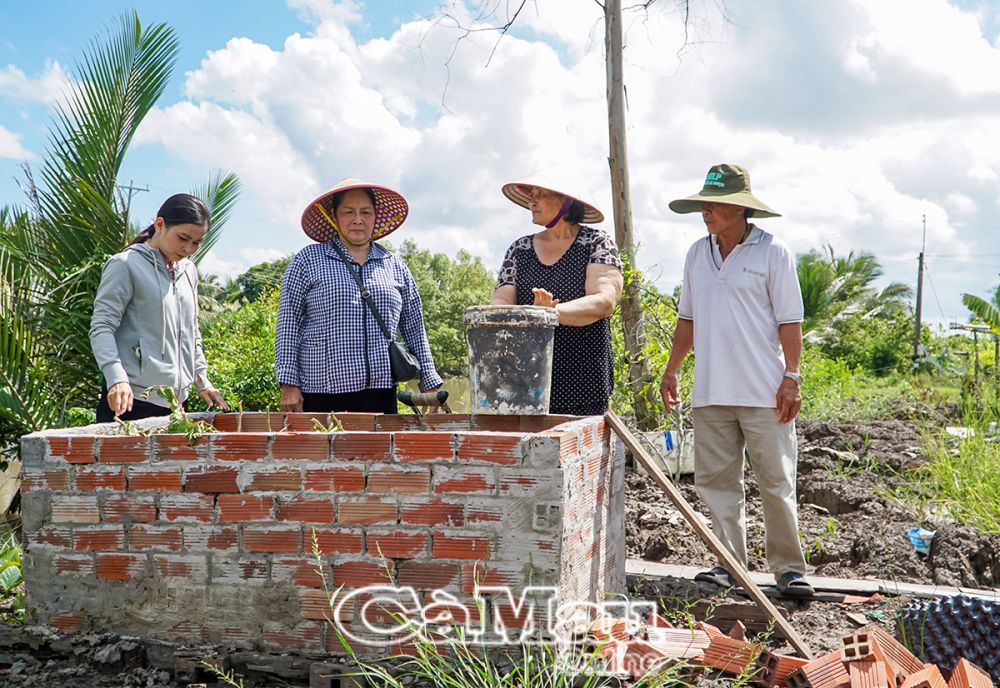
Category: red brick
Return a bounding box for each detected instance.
[374,415,419,432]
[333,560,394,587]
[433,467,496,494]
[152,434,208,461]
[464,499,507,525]
[461,562,525,593]
[948,658,993,688]
[218,494,274,522]
[368,465,431,494]
[330,413,377,431]
[96,552,146,581]
[212,412,284,433]
[303,465,365,492]
[183,525,238,551]
[210,556,269,584]
[247,466,302,491]
[50,495,100,523]
[367,530,429,558]
[470,416,521,431]
[432,532,490,560]
[300,588,334,620]
[273,557,329,588]
[283,413,331,432]
[457,433,522,465]
[100,494,156,523]
[397,561,460,590]
[394,432,454,462]
[333,433,391,461]
[338,498,397,525]
[849,661,889,688]
[46,437,95,464]
[534,431,578,463]
[310,527,364,555]
[126,467,182,492]
[128,525,183,551]
[424,414,472,429]
[276,496,335,523]
[519,415,576,432]
[34,525,72,547]
[73,525,124,551]
[53,553,94,574]
[95,436,150,463]
[900,666,947,688]
[243,526,302,553]
[262,621,324,653]
[498,470,552,495]
[21,467,72,492]
[49,611,85,633]
[399,498,464,527]
[184,465,239,493]
[211,433,271,461]
[75,466,125,492]
[272,433,329,461]
[159,494,214,522]
[154,554,208,582]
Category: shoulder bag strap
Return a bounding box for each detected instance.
[329,240,395,342]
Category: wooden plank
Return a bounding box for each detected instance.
[626,560,1000,601]
[607,412,815,660]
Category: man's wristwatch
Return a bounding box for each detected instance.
[783,371,802,385]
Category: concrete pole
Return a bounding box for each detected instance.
[912,215,926,363]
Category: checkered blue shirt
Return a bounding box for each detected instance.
[275,238,444,393]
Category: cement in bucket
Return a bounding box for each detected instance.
[464,305,559,414]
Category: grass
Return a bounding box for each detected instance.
[898,384,1000,533]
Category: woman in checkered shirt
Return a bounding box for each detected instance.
[275,180,442,413]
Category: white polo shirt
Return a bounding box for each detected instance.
[677,225,803,408]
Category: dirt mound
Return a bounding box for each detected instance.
[626,419,1000,589]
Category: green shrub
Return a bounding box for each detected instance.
[193,290,281,412]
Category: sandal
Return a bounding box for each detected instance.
[694,566,735,588]
[776,571,814,598]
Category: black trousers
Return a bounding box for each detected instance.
[302,388,397,414]
[96,385,172,424]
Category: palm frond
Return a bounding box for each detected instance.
[192,171,241,264]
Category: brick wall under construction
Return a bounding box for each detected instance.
[19,411,624,655]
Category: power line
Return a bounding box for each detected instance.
[923,264,949,324]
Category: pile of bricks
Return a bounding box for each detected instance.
[585,619,996,688]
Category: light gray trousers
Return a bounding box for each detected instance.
[692,405,807,577]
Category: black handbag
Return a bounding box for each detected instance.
[331,242,421,383]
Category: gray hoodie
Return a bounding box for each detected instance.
[89,243,211,407]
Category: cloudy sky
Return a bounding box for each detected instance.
[1,0,999,329]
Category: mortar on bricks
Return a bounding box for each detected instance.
[20,411,624,656]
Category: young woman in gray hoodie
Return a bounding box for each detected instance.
[90,194,228,422]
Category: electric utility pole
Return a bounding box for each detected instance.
[606,0,656,428]
[912,214,926,363]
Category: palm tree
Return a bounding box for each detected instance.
[797,245,912,336]
[962,280,1000,335]
[0,13,240,444]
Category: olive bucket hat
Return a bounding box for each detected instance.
[301,178,409,243]
[668,164,780,218]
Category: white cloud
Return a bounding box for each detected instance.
[0,61,68,103]
[127,0,1000,323]
[199,246,290,279]
[0,125,32,160]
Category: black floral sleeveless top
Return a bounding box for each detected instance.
[496,226,622,415]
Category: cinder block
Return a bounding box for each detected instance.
[756,650,809,687]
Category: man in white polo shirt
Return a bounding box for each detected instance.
[660,163,813,598]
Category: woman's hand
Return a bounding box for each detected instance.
[532,288,560,309]
[199,387,229,411]
[107,381,134,418]
[281,384,304,413]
